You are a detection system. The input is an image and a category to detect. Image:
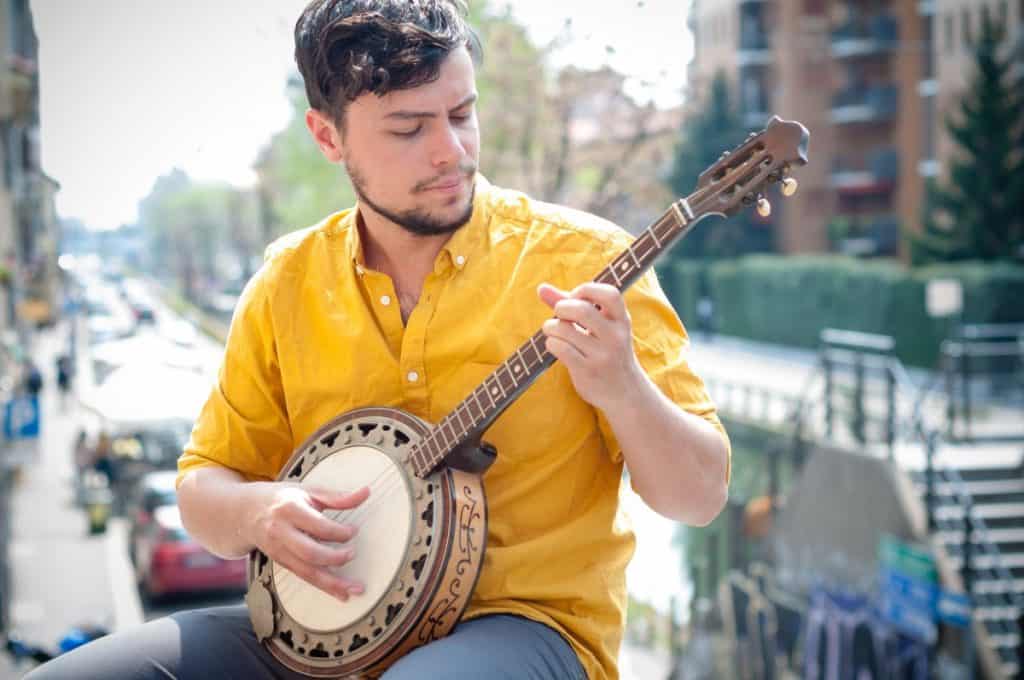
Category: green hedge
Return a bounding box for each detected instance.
[659,256,1024,367]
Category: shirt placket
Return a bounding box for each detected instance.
[357,264,404,359]
[399,271,445,419]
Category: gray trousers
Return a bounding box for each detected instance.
[25,606,587,680]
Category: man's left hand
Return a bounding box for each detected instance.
[538,282,644,413]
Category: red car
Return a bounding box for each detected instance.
[133,504,247,600]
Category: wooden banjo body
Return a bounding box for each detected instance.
[246,407,490,678]
[245,117,808,678]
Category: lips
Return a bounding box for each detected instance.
[423,177,464,192]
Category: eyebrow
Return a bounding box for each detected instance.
[384,93,478,121]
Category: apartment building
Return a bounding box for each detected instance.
[687,0,1023,258]
[1,0,59,331]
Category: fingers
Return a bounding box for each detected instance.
[569,283,628,321]
[306,485,370,512]
[538,282,628,325]
[255,483,369,602]
[544,334,587,371]
[274,541,364,602]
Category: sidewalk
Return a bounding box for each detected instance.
[0,323,140,679]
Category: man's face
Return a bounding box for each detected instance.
[338,47,480,237]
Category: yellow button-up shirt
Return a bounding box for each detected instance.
[179,176,727,679]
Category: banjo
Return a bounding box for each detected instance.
[246,116,809,678]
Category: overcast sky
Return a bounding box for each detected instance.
[30,0,694,231]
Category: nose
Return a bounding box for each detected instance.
[428,122,465,169]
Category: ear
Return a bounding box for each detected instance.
[305,108,345,163]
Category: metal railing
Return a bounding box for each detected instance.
[890,354,1023,679]
[942,323,1024,443]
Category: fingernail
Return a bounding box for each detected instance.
[350,583,365,595]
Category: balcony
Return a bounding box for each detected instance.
[830,85,898,124]
[831,14,899,58]
[738,28,772,66]
[828,215,902,257]
[831,148,899,194]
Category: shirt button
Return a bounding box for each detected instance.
[455,255,466,267]
[407,371,419,383]
[380,295,391,306]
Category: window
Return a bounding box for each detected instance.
[945,13,954,54]
[962,8,972,48]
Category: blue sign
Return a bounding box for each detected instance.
[879,593,937,644]
[879,566,972,638]
[936,590,971,628]
[4,395,40,439]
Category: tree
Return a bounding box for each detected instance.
[909,11,1024,264]
[666,72,771,259]
[254,77,356,240]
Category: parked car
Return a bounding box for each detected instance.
[126,471,178,565]
[132,503,247,601]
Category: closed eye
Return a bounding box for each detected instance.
[392,126,422,138]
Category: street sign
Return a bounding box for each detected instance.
[878,535,937,583]
[879,592,937,644]
[926,279,963,318]
[936,590,971,628]
[878,566,972,637]
[3,395,40,439]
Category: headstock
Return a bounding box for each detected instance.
[691,116,809,219]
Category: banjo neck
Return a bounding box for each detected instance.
[409,115,809,479]
[409,198,702,478]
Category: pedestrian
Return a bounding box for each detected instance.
[22,360,43,397]
[27,2,730,679]
[55,354,72,395]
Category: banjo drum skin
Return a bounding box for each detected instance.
[246,407,491,679]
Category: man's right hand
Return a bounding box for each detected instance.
[242,482,371,602]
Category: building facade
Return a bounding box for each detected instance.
[1,0,59,333]
[687,0,1023,258]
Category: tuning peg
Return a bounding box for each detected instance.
[720,151,730,160]
[756,197,772,217]
[781,177,798,197]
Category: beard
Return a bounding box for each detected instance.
[347,161,477,237]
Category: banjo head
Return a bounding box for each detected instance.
[247,407,486,678]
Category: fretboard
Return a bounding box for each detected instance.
[409,197,700,477]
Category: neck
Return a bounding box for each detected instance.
[357,207,451,284]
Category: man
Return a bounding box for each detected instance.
[29,1,728,678]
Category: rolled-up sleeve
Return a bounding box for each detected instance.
[177,268,294,487]
[596,267,731,484]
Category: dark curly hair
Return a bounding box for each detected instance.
[294,0,482,126]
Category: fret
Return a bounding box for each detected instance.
[414,442,429,472]
[654,217,675,246]
[501,360,518,388]
[434,423,450,452]
[487,373,507,402]
[509,349,527,383]
[528,334,545,366]
[442,420,458,451]
[628,246,643,271]
[455,402,472,433]
[469,391,485,422]
[635,233,656,264]
[608,263,623,288]
[501,364,517,391]
[648,225,662,249]
[479,383,496,410]
[617,256,633,283]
